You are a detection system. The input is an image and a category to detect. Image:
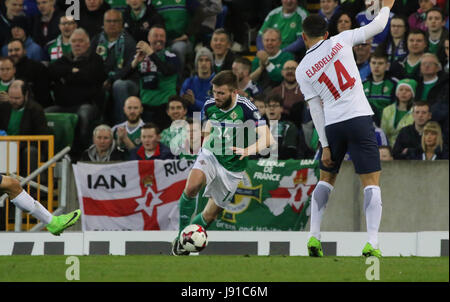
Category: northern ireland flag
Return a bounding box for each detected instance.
[73,159,195,231]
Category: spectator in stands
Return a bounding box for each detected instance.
[381,78,416,147]
[80,124,125,162]
[122,0,165,43]
[1,16,45,62]
[131,24,179,130]
[409,0,435,32]
[112,96,145,152]
[0,57,16,99]
[195,0,223,48]
[128,122,175,160]
[416,53,448,104]
[271,60,305,126]
[392,101,431,159]
[91,9,138,124]
[356,1,394,51]
[417,121,448,159]
[353,38,373,82]
[252,94,267,122]
[318,0,340,25]
[0,0,25,48]
[232,57,261,98]
[180,47,215,116]
[256,0,308,53]
[328,11,356,36]
[251,28,295,93]
[7,39,51,108]
[45,16,77,63]
[210,28,235,74]
[46,28,107,156]
[400,30,428,80]
[379,145,394,161]
[363,52,397,127]
[266,93,311,160]
[425,8,448,61]
[376,14,409,65]
[160,95,188,148]
[0,79,50,173]
[31,0,64,47]
[78,0,111,38]
[153,0,200,72]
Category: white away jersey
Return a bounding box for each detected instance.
[296,28,374,126]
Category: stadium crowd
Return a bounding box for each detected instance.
[0,0,448,162]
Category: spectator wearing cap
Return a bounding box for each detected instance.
[180,47,215,116]
[1,16,45,61]
[31,0,65,47]
[0,0,26,47]
[380,78,417,147]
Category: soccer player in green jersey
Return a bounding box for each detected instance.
[172,70,275,255]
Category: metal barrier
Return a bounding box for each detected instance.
[0,135,55,231]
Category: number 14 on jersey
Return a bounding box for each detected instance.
[318,59,356,100]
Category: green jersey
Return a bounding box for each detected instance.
[203,95,266,172]
[112,119,145,148]
[251,50,295,84]
[138,49,178,107]
[259,6,308,50]
[0,81,11,92]
[427,38,440,54]
[404,59,420,78]
[420,78,438,101]
[363,78,396,125]
[7,108,24,135]
[153,0,189,41]
[47,35,72,62]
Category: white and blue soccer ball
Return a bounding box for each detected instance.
[179,224,208,252]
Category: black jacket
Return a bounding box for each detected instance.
[392,124,422,160]
[78,1,111,39]
[0,98,50,135]
[123,4,165,43]
[416,73,449,106]
[31,8,65,47]
[15,56,52,108]
[48,51,107,107]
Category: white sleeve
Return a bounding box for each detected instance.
[339,7,391,46]
[308,96,329,148]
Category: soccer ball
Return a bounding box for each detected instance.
[179,224,208,252]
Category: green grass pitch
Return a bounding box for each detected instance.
[0,255,448,282]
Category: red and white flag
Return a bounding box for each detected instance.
[73,160,195,231]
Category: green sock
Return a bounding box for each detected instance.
[191,212,209,229]
[178,192,196,237]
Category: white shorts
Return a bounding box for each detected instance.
[192,148,243,208]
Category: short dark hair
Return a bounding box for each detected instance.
[265,93,284,107]
[370,50,389,62]
[412,101,430,111]
[141,122,161,135]
[302,14,328,38]
[233,57,252,73]
[211,70,238,90]
[426,7,444,20]
[212,28,231,42]
[408,29,427,40]
[167,95,187,110]
[7,38,25,50]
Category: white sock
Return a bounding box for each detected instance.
[309,181,333,241]
[11,190,53,225]
[364,185,382,248]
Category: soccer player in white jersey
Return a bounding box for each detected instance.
[296,0,396,258]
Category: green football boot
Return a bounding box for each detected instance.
[46,209,81,236]
[307,236,324,257]
[362,242,382,258]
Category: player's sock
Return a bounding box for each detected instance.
[191,212,209,229]
[309,181,333,241]
[364,185,382,249]
[11,190,53,225]
[178,192,196,236]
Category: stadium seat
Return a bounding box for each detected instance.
[45,113,78,154]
